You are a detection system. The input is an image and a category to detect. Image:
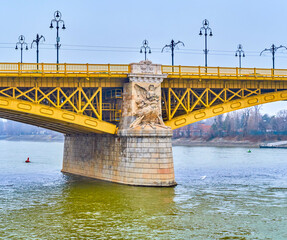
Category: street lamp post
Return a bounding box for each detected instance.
[199,19,213,67]
[235,44,245,68]
[15,35,29,63]
[140,39,151,60]
[49,10,66,64]
[260,44,287,69]
[161,39,185,66]
[31,34,45,65]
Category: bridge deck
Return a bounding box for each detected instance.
[1,63,287,134]
[1,63,287,81]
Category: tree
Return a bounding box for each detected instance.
[276,110,287,132]
[223,113,232,134]
[210,114,224,137]
[241,108,251,136]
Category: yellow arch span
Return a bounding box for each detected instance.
[0,96,117,134]
[164,90,287,130]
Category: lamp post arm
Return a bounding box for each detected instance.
[200,27,205,33]
[175,41,185,47]
[277,45,287,51]
[50,19,57,26]
[40,35,45,42]
[161,44,170,52]
[31,40,37,49]
[260,48,269,56]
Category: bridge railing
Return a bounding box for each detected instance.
[1,63,287,79]
[161,65,287,79]
[0,63,130,76]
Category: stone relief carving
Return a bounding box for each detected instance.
[130,60,160,74]
[129,83,169,129]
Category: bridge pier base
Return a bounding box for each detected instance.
[62,61,177,187]
[62,130,176,187]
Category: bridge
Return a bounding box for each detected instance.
[1,61,287,186]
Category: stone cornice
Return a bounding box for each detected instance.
[128,73,167,83]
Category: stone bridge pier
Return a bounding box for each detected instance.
[62,61,176,187]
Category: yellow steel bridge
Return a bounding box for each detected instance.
[1,62,287,134]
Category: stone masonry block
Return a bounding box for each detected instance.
[62,129,176,187]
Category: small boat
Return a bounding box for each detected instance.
[260,141,287,149]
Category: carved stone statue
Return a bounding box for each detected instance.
[129,84,168,129]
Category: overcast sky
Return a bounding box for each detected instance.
[0,0,287,115]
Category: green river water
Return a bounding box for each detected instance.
[0,140,287,239]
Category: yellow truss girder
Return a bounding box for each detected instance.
[0,96,116,134]
[0,85,117,134]
[162,87,262,121]
[0,86,102,119]
[164,90,287,130]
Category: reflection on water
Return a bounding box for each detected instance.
[0,141,287,239]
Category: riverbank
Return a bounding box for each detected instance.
[172,138,259,147]
[172,136,287,147]
[1,134,287,147]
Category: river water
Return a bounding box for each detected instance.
[0,140,287,239]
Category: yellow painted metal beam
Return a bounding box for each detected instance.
[0,63,129,78]
[0,86,104,121]
[164,90,287,130]
[162,65,287,81]
[1,63,287,81]
[0,96,117,134]
[2,62,287,134]
[162,87,267,121]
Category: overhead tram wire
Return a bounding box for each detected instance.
[1,42,287,58]
[0,41,284,53]
[0,42,285,59]
[58,46,279,57]
[35,43,264,54]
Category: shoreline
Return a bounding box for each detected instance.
[172,139,259,148]
[172,137,287,148]
[1,135,287,148]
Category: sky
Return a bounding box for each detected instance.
[0,0,287,115]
